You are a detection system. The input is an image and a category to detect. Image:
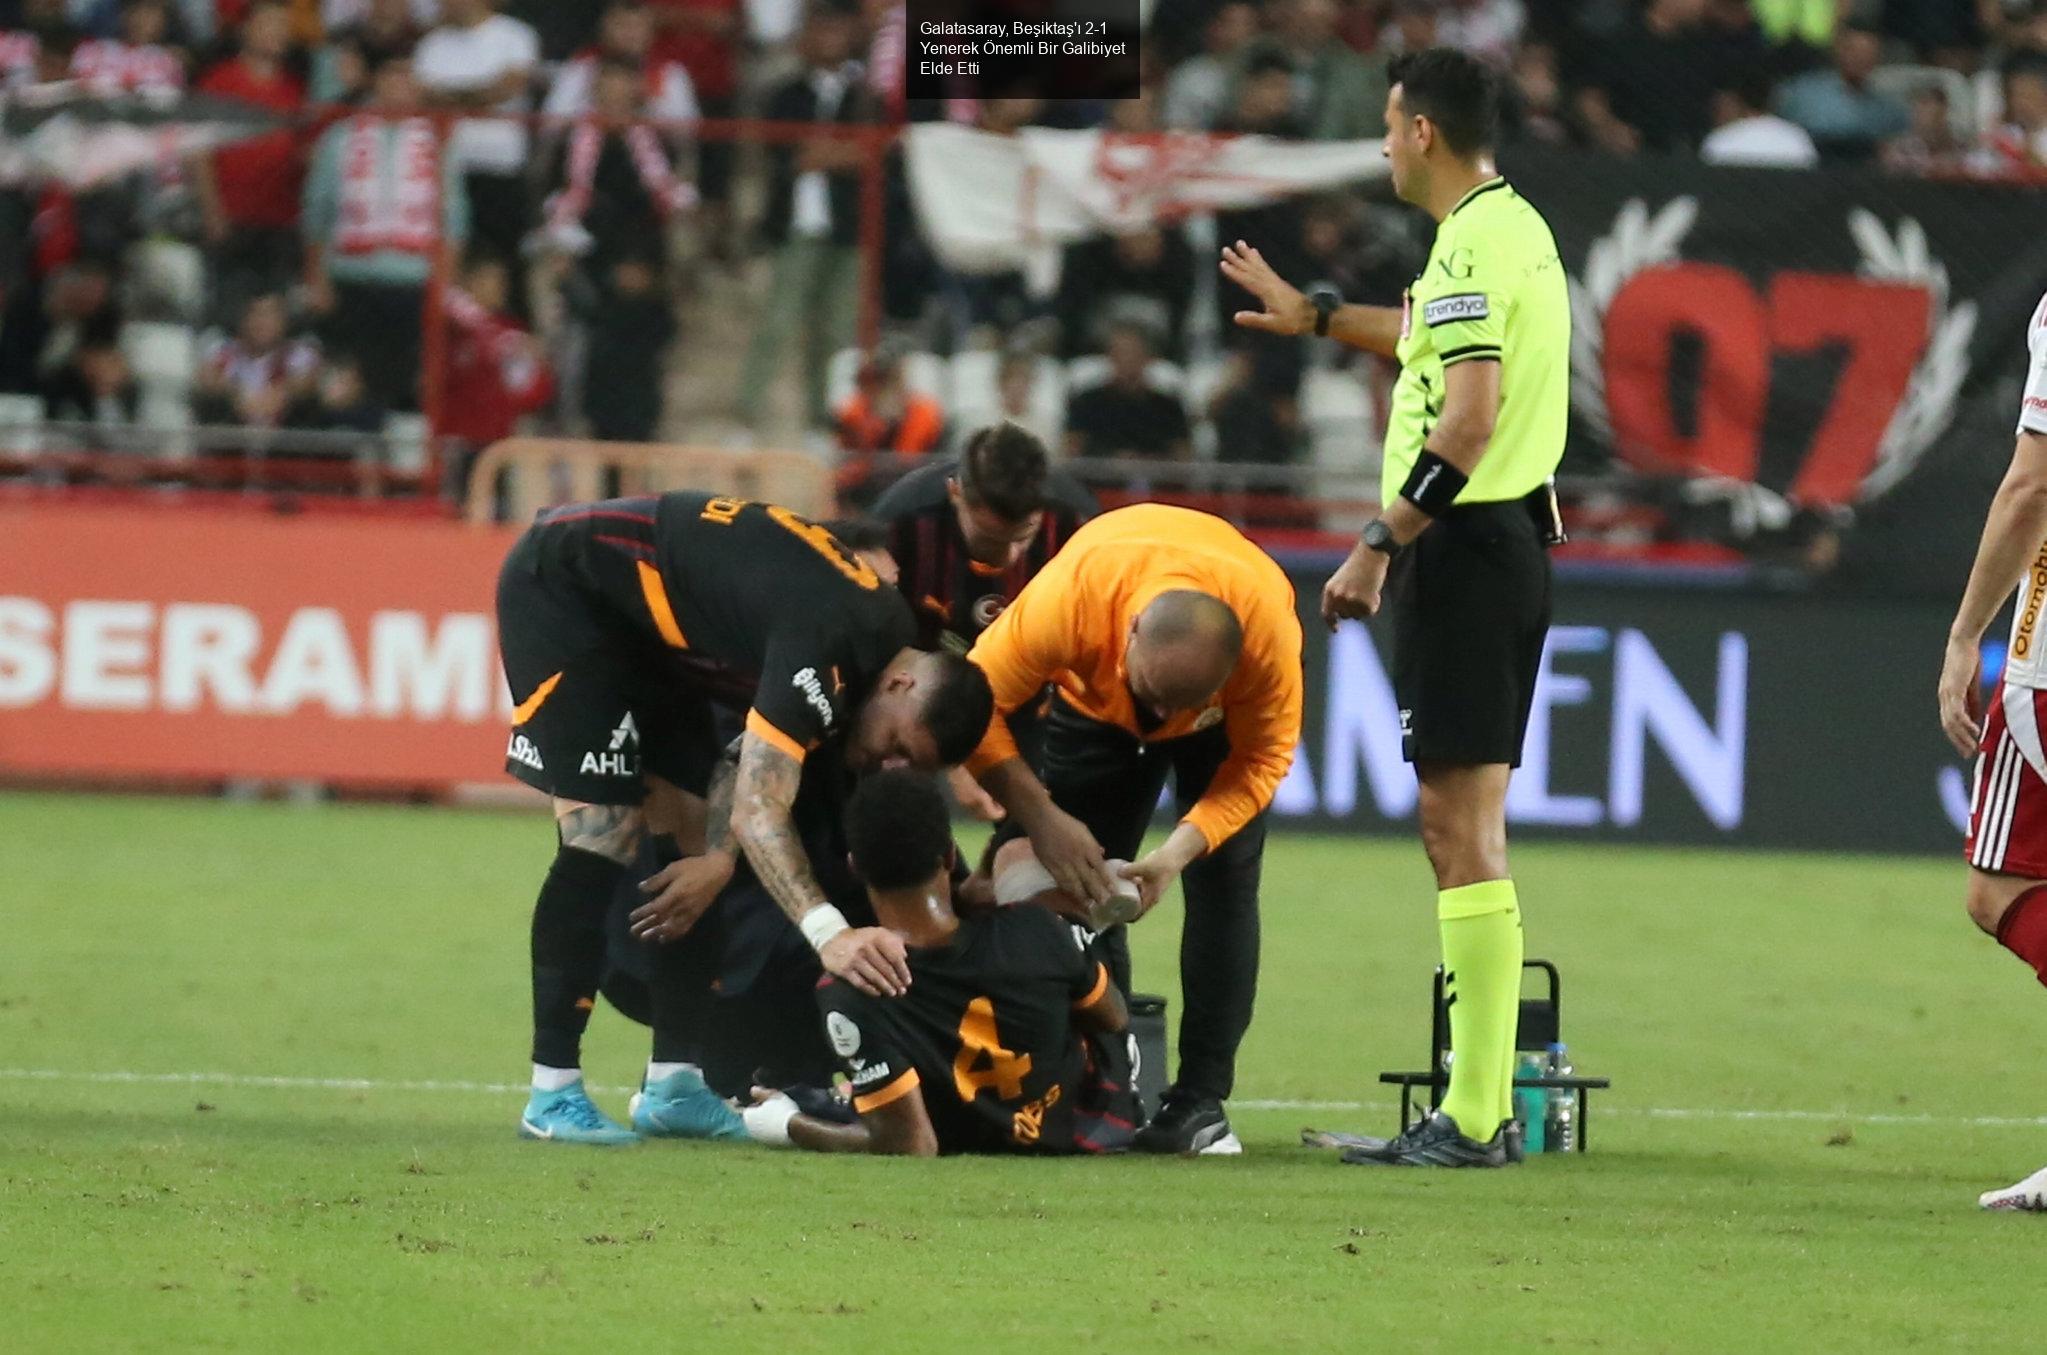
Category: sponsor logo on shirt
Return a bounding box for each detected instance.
[2014,541,2047,660]
[850,1059,893,1087]
[579,711,640,776]
[827,1010,861,1057]
[1422,293,1489,327]
[792,666,836,729]
[507,732,544,770]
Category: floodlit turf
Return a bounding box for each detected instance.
[5,790,2045,1352]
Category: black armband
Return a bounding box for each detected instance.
[1398,451,1469,517]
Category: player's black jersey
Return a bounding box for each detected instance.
[815,906,1114,1154]
[527,493,916,754]
[870,459,1097,654]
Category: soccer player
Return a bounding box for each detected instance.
[964,503,1305,1155]
[495,492,992,1143]
[1936,289,2047,1210]
[1223,47,1568,1166]
[741,769,1135,1156]
[870,422,1097,818]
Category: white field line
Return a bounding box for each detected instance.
[5,1068,2046,1129]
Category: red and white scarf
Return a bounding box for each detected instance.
[334,115,441,257]
[545,119,697,237]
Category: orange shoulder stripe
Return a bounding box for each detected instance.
[636,560,688,650]
[745,709,809,764]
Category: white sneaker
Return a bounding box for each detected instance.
[1197,1131,1245,1157]
[1979,1164,2047,1211]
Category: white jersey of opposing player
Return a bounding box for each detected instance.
[2000,292,2047,691]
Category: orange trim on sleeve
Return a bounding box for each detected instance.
[510,671,563,726]
[745,708,809,764]
[636,561,689,650]
[852,1067,921,1113]
[1073,962,1110,1010]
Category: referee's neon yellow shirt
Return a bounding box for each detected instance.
[1383,177,1570,508]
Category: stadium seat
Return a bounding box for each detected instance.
[119,321,198,399]
[1301,367,1379,472]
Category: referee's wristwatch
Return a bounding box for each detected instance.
[1360,519,1400,557]
[1307,285,1342,338]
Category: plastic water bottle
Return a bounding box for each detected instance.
[1513,1052,1547,1153]
[1543,1042,1575,1153]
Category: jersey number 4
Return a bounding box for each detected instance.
[953,996,1032,1101]
[699,496,879,590]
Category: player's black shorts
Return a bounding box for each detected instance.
[1384,494,1553,768]
[496,524,721,805]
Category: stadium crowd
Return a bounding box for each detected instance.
[0,0,2043,500]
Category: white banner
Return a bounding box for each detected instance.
[905,124,1390,275]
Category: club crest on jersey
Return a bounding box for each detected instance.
[827,1011,861,1057]
[507,733,544,771]
[972,594,1008,630]
[1422,293,1488,326]
[792,667,836,729]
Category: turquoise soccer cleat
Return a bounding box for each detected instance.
[629,1068,747,1141]
[518,1081,639,1145]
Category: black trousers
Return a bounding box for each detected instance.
[1001,696,1265,1102]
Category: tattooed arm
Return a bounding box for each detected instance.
[553,799,645,864]
[730,732,912,997]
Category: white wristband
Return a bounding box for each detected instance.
[799,904,851,951]
[742,1093,799,1147]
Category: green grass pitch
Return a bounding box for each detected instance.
[5,790,2045,1352]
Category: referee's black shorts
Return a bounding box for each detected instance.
[1385,493,1554,768]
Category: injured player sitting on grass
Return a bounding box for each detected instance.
[741,768,1140,1156]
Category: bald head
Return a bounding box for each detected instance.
[1127,590,1243,716]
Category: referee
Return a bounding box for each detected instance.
[1222,47,1567,1167]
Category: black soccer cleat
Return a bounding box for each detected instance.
[1133,1093,1242,1156]
[1338,1111,1511,1168]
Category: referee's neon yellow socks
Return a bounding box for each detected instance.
[1436,879,1523,1137]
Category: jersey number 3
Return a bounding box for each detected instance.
[953,996,1032,1101]
[699,497,879,590]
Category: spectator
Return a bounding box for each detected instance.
[0,256,121,398]
[441,254,555,480]
[1883,0,1986,69]
[312,0,420,102]
[1979,53,2047,173]
[1162,0,1256,131]
[1206,348,1299,483]
[736,1,869,430]
[543,1,699,126]
[1573,0,1726,154]
[1749,0,1836,60]
[1055,226,1196,362]
[1504,40,1568,145]
[540,56,697,278]
[578,253,674,442]
[1435,0,1525,67]
[864,0,905,120]
[1243,0,1385,141]
[71,0,186,96]
[42,339,137,425]
[192,0,306,316]
[1775,22,1912,160]
[287,351,384,433]
[1701,69,1819,167]
[1380,0,1439,58]
[413,0,539,305]
[645,0,742,248]
[1063,323,1190,462]
[1882,85,1971,174]
[989,350,1055,449]
[321,0,439,31]
[835,341,944,456]
[195,291,320,426]
[1221,49,1307,138]
[300,52,469,411]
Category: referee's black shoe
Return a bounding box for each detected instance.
[1133,1092,1243,1156]
[1338,1111,1510,1168]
